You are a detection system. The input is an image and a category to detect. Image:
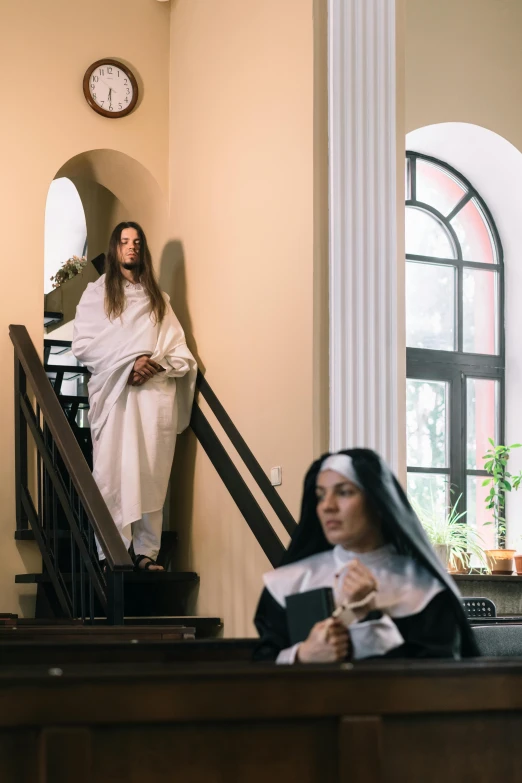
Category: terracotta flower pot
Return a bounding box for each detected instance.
[515,555,522,576]
[449,552,471,575]
[485,549,516,575]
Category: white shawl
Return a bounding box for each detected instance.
[71,276,197,536]
[72,275,196,442]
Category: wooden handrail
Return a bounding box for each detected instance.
[10,325,133,572]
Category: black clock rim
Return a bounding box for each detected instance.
[83,58,139,119]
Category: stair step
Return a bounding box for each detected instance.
[15,571,199,584]
[44,338,72,348]
[57,394,89,405]
[44,311,63,328]
[44,364,90,374]
[25,570,200,618]
[2,615,222,639]
[15,529,69,541]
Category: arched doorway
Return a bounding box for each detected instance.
[44,148,168,340]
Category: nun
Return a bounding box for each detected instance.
[254,448,478,663]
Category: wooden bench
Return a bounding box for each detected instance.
[0,638,256,666]
[2,658,522,782]
[0,624,196,642]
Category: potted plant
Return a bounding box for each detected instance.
[482,440,522,574]
[50,255,88,289]
[413,493,488,573]
[45,255,99,330]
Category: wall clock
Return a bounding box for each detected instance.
[83,59,138,118]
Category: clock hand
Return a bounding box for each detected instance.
[100,79,118,94]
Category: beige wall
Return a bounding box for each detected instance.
[406,0,522,148]
[0,0,170,614]
[72,179,125,265]
[168,0,317,636]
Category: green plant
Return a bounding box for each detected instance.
[482,440,522,549]
[412,493,488,572]
[50,255,87,289]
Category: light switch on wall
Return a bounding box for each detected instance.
[270,466,282,486]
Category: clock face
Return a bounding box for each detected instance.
[83,59,138,118]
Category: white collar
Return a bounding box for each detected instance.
[332,543,396,570]
[263,546,444,618]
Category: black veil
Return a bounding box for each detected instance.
[282,448,478,657]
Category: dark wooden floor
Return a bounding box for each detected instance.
[2,656,522,782]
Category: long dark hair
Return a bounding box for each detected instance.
[104,221,166,323]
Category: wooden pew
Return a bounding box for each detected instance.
[1,658,522,782]
[0,624,196,642]
[0,638,256,666]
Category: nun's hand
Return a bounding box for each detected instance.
[297,618,350,663]
[341,559,378,620]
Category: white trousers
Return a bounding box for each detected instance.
[97,509,163,561]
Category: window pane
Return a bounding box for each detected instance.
[407,472,448,527]
[467,378,499,470]
[407,380,448,468]
[463,268,498,354]
[415,159,466,217]
[406,261,455,350]
[451,198,496,264]
[406,207,455,258]
[467,476,495,550]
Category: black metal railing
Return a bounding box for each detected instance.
[11,325,133,623]
[43,337,297,568]
[191,376,297,566]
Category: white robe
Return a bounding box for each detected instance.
[72,275,197,546]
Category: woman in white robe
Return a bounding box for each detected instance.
[254,449,478,663]
[72,222,197,569]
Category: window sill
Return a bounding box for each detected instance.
[452,574,522,583]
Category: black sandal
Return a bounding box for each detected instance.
[134,554,162,571]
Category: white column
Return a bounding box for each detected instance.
[328,0,405,472]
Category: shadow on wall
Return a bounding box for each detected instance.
[158,240,203,569]
[158,240,202,370]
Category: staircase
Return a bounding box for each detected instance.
[13,327,221,637]
[10,318,297,640]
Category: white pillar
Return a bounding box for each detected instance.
[328,0,405,473]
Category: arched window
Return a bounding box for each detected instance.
[406,152,504,546]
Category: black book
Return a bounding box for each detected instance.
[285,587,335,645]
